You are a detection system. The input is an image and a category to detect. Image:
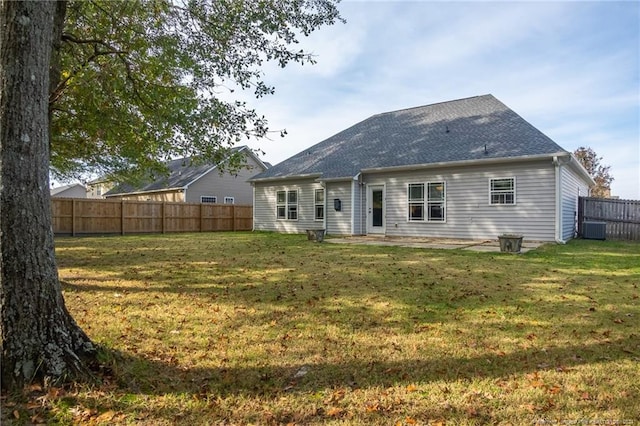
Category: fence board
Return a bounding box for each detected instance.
[578,197,640,240]
[52,198,252,235]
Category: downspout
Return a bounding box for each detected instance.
[553,156,565,244]
[251,183,255,231]
[360,177,365,235]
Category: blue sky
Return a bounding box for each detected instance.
[239,0,639,200]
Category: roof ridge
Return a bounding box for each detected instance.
[371,94,495,117]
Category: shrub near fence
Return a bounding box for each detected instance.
[52,198,253,235]
[578,197,640,240]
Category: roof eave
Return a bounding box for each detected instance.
[316,176,356,182]
[567,154,596,187]
[105,187,186,197]
[248,173,323,183]
[360,152,571,174]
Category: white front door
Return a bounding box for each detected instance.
[367,185,385,234]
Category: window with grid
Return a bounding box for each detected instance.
[490,178,515,205]
[224,196,235,204]
[201,196,217,203]
[287,190,298,220]
[276,190,298,220]
[427,182,445,221]
[314,189,324,221]
[408,183,424,221]
[408,182,445,222]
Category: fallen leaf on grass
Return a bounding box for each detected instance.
[530,380,545,388]
[326,407,344,417]
[325,389,346,404]
[96,410,117,422]
[613,318,624,324]
[365,402,380,412]
[405,417,417,424]
[406,384,418,392]
[548,385,562,395]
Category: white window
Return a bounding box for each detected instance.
[408,183,424,221]
[490,177,515,205]
[201,196,217,203]
[408,182,445,222]
[224,196,235,204]
[314,189,324,221]
[276,190,298,220]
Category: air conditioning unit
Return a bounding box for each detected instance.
[582,221,606,240]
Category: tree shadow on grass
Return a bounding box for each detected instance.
[77,335,640,424]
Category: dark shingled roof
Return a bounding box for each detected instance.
[106,146,249,196]
[251,95,568,181]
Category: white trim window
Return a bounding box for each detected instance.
[490,177,515,205]
[314,188,324,221]
[408,182,445,222]
[408,183,424,220]
[201,196,217,203]
[276,190,298,220]
[224,196,235,204]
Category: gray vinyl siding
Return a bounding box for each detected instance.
[184,155,265,204]
[363,160,557,241]
[253,179,325,234]
[560,165,590,241]
[352,179,365,235]
[325,181,352,235]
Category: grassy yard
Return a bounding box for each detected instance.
[3,232,639,425]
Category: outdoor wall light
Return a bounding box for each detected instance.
[334,199,342,211]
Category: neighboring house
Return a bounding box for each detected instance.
[86,178,115,199]
[249,95,594,243]
[105,146,268,204]
[51,183,86,198]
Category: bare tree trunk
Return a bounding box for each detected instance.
[1,0,96,390]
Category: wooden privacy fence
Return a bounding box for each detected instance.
[52,198,252,235]
[578,197,640,240]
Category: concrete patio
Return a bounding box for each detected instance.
[325,236,546,253]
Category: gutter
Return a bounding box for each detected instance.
[360,152,571,174]
[248,173,322,183]
[105,187,187,198]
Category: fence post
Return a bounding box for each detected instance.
[162,202,166,234]
[232,205,236,231]
[121,200,125,236]
[71,199,76,237]
[200,203,203,232]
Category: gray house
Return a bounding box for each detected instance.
[106,146,268,205]
[249,95,594,242]
[51,183,87,198]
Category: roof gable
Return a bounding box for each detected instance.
[51,183,86,196]
[106,146,265,196]
[251,95,568,181]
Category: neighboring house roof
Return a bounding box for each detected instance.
[106,146,266,196]
[250,94,571,182]
[51,183,86,197]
